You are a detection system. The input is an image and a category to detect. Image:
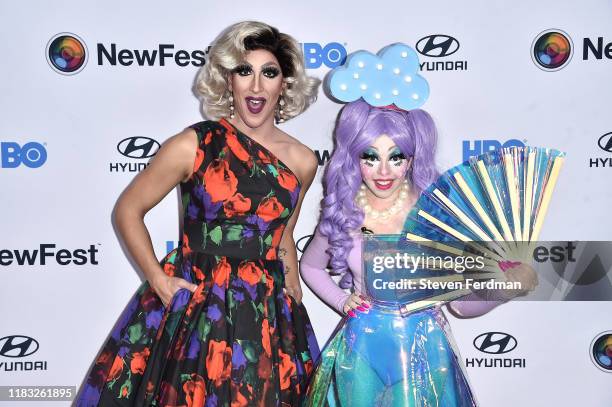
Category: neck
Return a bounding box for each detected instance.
[226,115,276,142]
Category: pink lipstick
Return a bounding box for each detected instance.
[374,179,394,190]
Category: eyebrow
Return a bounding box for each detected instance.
[236,61,281,70]
[366,146,399,152]
[261,62,281,69]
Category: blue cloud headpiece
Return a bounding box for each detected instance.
[327,43,429,110]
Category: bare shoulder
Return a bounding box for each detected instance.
[275,129,318,186]
[151,127,199,183]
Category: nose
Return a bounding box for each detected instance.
[250,73,262,93]
[378,159,391,176]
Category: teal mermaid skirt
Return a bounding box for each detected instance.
[304,306,477,407]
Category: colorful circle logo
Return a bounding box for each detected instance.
[591,331,612,372]
[531,29,573,71]
[46,33,88,75]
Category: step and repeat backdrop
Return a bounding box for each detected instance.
[1,0,611,405]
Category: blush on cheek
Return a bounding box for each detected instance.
[391,161,410,177]
[360,163,377,181]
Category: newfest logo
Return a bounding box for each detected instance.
[46,33,88,75]
[0,244,100,266]
[531,29,573,71]
[0,335,47,372]
[110,136,161,173]
[46,33,347,74]
[532,28,612,71]
[589,132,612,168]
[415,34,468,72]
[466,332,526,368]
[590,331,612,372]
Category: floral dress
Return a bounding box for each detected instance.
[76,118,319,407]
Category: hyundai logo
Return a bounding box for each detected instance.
[117,137,160,159]
[0,335,40,358]
[416,35,460,58]
[598,132,612,153]
[473,332,517,354]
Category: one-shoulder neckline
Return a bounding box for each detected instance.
[218,117,303,188]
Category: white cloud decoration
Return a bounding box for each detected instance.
[328,43,429,110]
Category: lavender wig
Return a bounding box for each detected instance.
[318,99,439,280]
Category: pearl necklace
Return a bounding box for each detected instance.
[356,180,409,220]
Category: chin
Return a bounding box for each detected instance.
[237,108,275,129]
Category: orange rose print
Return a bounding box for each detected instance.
[278,350,296,390]
[182,233,192,257]
[226,131,250,162]
[163,262,176,277]
[223,193,251,218]
[130,347,150,375]
[238,261,264,286]
[183,373,206,407]
[265,225,286,260]
[255,196,285,223]
[107,355,124,382]
[277,167,298,192]
[213,257,231,288]
[206,340,232,387]
[204,159,238,203]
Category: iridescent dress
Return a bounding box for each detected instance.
[300,226,501,406]
[76,119,319,407]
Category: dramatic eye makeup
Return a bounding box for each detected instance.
[360,148,380,167]
[232,64,253,76]
[262,66,281,78]
[232,64,281,79]
[389,148,407,166]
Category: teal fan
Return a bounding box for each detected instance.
[397,146,566,312]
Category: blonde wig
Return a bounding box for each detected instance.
[195,21,320,121]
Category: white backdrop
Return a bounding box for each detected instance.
[1,0,611,406]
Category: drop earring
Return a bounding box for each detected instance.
[276,94,286,124]
[228,91,235,119]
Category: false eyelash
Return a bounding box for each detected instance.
[232,64,252,74]
[390,153,407,161]
[262,67,281,77]
[360,152,379,161]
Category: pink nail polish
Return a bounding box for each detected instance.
[348,310,356,318]
[357,306,365,312]
[361,302,370,308]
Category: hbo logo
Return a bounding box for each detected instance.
[303,42,347,69]
[1,142,47,168]
[462,139,525,162]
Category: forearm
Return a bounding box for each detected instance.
[278,237,299,283]
[300,229,351,314]
[114,202,165,284]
